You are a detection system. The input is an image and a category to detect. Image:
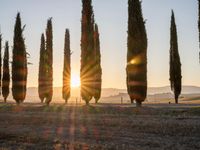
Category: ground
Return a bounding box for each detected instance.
[0,103,200,150]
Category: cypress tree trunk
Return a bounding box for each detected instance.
[93,24,102,104]
[0,34,2,95]
[169,11,182,104]
[126,0,147,107]
[2,41,10,103]
[12,13,27,104]
[38,33,46,103]
[62,29,71,103]
[80,0,95,105]
[45,18,53,105]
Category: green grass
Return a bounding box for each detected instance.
[0,103,13,112]
[188,107,200,115]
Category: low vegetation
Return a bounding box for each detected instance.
[0,103,199,149]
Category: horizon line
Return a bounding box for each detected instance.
[25,85,200,89]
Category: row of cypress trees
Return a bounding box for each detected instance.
[0,13,27,104]
[38,23,73,105]
[2,2,102,105]
[0,0,190,106]
[127,0,182,106]
[39,0,103,105]
[1,13,26,104]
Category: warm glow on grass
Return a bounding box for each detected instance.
[71,74,80,87]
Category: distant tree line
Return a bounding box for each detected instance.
[2,0,200,107]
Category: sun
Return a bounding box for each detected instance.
[71,74,80,87]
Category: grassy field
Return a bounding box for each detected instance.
[0,103,200,150]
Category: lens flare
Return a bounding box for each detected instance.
[71,74,80,87]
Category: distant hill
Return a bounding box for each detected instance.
[148,86,200,94]
[21,85,200,98]
[3,86,200,103]
[102,86,200,97]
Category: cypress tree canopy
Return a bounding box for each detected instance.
[93,24,102,103]
[38,33,46,103]
[45,18,53,105]
[80,0,95,104]
[62,29,71,103]
[169,10,182,104]
[126,0,147,107]
[198,0,200,62]
[2,41,10,102]
[12,13,27,104]
[0,34,2,95]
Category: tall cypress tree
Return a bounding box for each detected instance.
[93,24,102,103]
[126,0,147,107]
[198,0,200,62]
[38,33,46,103]
[80,0,95,105]
[0,34,2,95]
[169,11,182,104]
[45,18,53,105]
[12,13,27,104]
[62,29,71,103]
[2,41,10,103]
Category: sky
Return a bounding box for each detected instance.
[0,0,199,89]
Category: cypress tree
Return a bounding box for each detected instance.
[93,24,102,103]
[169,10,182,104]
[38,33,46,103]
[126,0,148,107]
[2,41,10,102]
[80,0,95,105]
[0,34,2,95]
[62,29,71,103]
[198,0,200,62]
[45,18,53,105]
[12,13,27,104]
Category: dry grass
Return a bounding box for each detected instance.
[0,103,200,150]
